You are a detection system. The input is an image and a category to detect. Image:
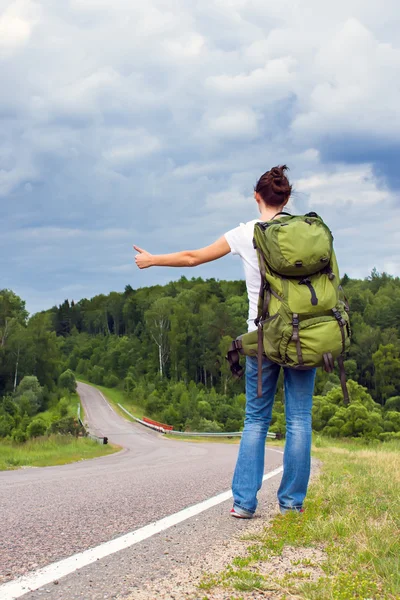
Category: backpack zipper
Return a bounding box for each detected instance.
[299,278,318,306]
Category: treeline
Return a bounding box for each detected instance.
[1,269,400,442]
[0,290,81,442]
[50,271,400,440]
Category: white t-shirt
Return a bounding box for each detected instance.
[224,219,261,332]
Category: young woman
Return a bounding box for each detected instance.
[134,166,316,517]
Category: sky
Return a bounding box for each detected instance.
[1,0,400,315]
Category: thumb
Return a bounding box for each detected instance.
[133,245,145,254]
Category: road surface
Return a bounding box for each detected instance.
[0,382,284,599]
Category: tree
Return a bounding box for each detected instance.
[372,344,400,404]
[14,376,44,416]
[145,297,173,377]
[58,370,77,394]
[0,290,28,348]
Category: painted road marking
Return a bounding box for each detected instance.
[0,463,283,599]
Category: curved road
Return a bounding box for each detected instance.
[0,382,284,599]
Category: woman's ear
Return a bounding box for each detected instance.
[254,191,262,206]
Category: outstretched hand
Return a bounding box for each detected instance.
[134,245,153,269]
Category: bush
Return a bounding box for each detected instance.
[0,413,15,438]
[27,418,47,438]
[104,374,119,388]
[58,369,77,394]
[14,376,44,415]
[58,398,69,417]
[195,418,222,433]
[47,416,83,437]
[12,429,27,443]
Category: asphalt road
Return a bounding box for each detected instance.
[0,382,284,599]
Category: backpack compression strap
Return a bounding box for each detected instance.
[226,339,245,379]
[337,355,350,405]
[323,352,350,405]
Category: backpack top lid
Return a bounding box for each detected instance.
[254,213,333,277]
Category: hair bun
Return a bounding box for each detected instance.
[270,167,284,181]
[254,164,292,207]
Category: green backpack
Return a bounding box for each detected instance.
[227,212,351,403]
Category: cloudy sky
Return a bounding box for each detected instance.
[1,0,399,314]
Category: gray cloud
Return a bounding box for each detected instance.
[1,0,399,313]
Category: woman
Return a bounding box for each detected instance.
[134,165,316,518]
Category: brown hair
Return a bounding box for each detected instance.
[254,165,292,208]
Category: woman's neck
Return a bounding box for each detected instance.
[259,204,287,222]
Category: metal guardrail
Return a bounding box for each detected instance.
[117,404,166,433]
[77,403,108,445]
[117,403,280,439]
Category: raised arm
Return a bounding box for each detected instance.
[134,236,231,269]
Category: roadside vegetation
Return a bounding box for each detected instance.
[0,293,117,468]
[0,435,117,470]
[1,271,400,468]
[198,438,400,600]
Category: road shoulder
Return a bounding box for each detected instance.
[120,461,321,600]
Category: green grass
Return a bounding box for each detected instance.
[76,377,145,421]
[0,435,118,470]
[199,439,400,600]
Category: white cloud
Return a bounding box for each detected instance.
[292,18,400,141]
[296,164,391,207]
[206,57,296,101]
[0,1,39,54]
[203,109,260,140]
[102,130,162,166]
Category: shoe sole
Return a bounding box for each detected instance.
[230,509,254,519]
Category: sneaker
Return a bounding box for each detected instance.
[230,507,254,519]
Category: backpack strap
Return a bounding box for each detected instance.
[255,249,271,398]
[257,323,263,398]
[291,314,304,365]
[256,249,271,321]
[323,352,350,405]
[271,211,292,219]
[332,309,347,353]
[337,355,350,405]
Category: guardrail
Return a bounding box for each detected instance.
[117,404,166,433]
[117,403,280,439]
[77,403,108,445]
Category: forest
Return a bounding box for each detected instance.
[1,269,400,442]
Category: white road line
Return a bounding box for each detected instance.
[98,391,115,413]
[0,465,283,600]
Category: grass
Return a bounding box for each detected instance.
[0,435,118,470]
[199,438,400,600]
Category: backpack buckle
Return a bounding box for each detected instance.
[292,313,300,341]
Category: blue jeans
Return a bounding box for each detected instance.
[232,356,316,515]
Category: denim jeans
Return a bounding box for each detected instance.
[232,356,316,515]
